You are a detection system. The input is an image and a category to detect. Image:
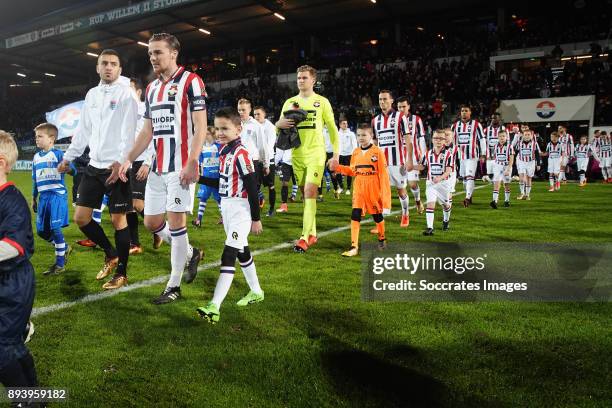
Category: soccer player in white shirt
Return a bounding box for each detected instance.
[575,135,600,186]
[443,128,458,218]
[593,130,612,183]
[237,99,269,208]
[541,132,563,191]
[451,105,486,207]
[371,90,413,227]
[557,125,575,184]
[396,96,427,214]
[58,49,138,290]
[489,131,514,209]
[515,129,541,200]
[415,130,453,235]
[253,106,277,216]
[338,119,358,195]
[484,113,506,182]
[119,33,206,304]
[196,108,264,324]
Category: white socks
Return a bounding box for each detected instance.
[426,208,434,228]
[168,227,188,288]
[212,269,235,308]
[466,178,475,198]
[410,186,421,202]
[399,195,410,215]
[154,221,172,244]
[239,255,262,294]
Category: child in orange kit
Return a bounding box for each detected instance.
[329,123,391,256]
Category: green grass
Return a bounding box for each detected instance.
[6,171,612,407]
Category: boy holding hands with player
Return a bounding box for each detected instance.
[196,108,264,324]
[330,123,391,257]
[575,134,599,186]
[489,130,514,209]
[515,129,540,200]
[31,123,75,275]
[541,131,563,191]
[416,129,454,235]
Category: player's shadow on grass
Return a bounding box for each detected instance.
[60,270,88,300]
[300,307,494,408]
[320,340,448,408]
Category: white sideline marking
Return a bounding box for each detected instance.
[32,186,485,317]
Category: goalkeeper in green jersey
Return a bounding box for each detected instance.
[276,65,339,253]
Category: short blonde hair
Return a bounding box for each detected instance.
[297,65,317,79]
[35,122,59,140]
[0,130,18,169]
[237,98,251,106]
[433,129,446,139]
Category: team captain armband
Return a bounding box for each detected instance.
[187,75,207,111]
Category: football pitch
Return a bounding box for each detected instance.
[9,171,612,407]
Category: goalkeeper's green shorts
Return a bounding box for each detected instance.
[292,153,326,187]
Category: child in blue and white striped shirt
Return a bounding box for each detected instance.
[32,123,75,275]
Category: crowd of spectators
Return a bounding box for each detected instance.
[1,14,610,143]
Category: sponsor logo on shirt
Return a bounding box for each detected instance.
[110,100,117,110]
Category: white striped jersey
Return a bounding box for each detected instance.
[372,110,407,166]
[546,142,563,159]
[452,120,485,160]
[515,139,541,162]
[144,66,207,173]
[484,125,506,158]
[219,139,255,199]
[594,137,611,158]
[443,142,458,174]
[493,142,514,165]
[32,149,72,196]
[559,133,575,157]
[574,143,595,159]
[404,114,426,162]
[420,148,453,181]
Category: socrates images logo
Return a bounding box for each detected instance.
[536,101,556,119]
[58,108,81,131]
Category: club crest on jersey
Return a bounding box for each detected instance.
[390,118,396,127]
[168,84,178,97]
[313,101,321,108]
[109,100,117,110]
[371,155,378,162]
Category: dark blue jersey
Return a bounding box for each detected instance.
[0,182,34,271]
[0,182,35,346]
